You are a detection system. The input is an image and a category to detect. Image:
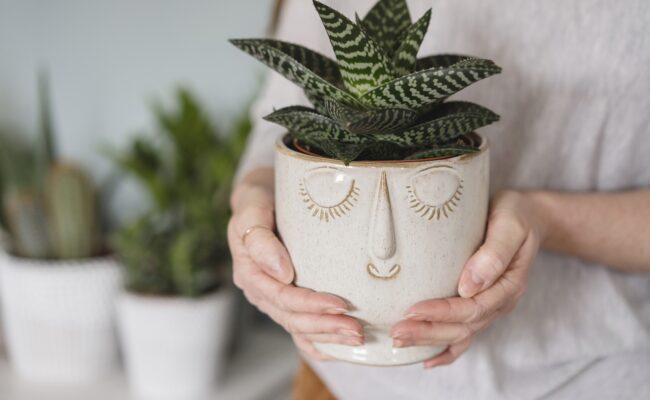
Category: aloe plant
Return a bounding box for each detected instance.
[0,72,103,259]
[231,0,501,164]
[111,88,251,297]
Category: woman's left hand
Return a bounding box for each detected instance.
[390,191,548,368]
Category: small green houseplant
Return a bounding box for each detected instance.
[0,73,121,383]
[112,88,250,399]
[230,0,500,366]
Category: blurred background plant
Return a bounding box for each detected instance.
[110,88,250,298]
[0,72,103,260]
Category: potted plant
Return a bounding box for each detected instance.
[231,0,501,366]
[111,88,250,400]
[0,73,121,383]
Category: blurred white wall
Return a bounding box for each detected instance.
[0,0,271,221]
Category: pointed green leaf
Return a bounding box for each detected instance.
[360,0,411,56]
[360,58,502,110]
[230,39,360,107]
[375,102,499,147]
[405,145,479,160]
[316,140,366,165]
[314,1,395,96]
[393,9,431,76]
[264,106,369,144]
[320,98,417,135]
[346,107,418,135]
[415,54,474,71]
[250,39,344,86]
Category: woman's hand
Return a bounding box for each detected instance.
[228,171,364,359]
[390,191,548,368]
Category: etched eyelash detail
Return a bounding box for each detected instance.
[299,179,360,222]
[406,179,463,221]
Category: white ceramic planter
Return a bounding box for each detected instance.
[0,254,122,383]
[117,288,235,400]
[275,134,490,366]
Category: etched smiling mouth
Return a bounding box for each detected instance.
[367,263,401,280]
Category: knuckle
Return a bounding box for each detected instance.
[456,324,473,343]
[285,317,300,334]
[514,282,527,299]
[276,285,292,310]
[467,299,488,323]
[479,248,505,277]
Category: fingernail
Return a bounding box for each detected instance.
[393,339,412,348]
[458,268,483,298]
[424,361,437,369]
[347,337,364,346]
[391,332,412,341]
[338,329,363,337]
[324,307,348,314]
[404,313,428,321]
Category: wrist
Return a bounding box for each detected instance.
[231,182,275,214]
[521,190,556,247]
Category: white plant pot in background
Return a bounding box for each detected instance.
[275,133,490,366]
[117,287,235,400]
[0,255,122,383]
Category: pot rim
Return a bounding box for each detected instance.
[275,132,488,168]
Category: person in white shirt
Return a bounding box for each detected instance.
[228,0,650,398]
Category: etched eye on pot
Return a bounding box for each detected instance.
[406,165,463,221]
[299,167,360,222]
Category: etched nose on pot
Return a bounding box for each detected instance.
[370,171,397,261]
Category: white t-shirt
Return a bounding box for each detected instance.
[236,0,650,398]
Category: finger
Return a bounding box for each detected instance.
[292,334,333,361]
[458,206,529,298]
[406,273,523,324]
[390,320,471,347]
[269,306,363,336]
[301,333,364,346]
[253,271,349,314]
[423,337,472,368]
[235,206,294,284]
[232,253,349,315]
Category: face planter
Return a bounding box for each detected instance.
[275,134,490,366]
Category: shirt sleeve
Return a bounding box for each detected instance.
[234,0,335,183]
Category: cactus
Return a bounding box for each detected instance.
[0,71,104,260]
[46,163,99,259]
[3,190,51,258]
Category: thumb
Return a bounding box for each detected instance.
[244,227,295,284]
[458,213,527,298]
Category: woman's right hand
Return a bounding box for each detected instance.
[228,169,364,359]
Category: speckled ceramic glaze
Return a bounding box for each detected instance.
[275,134,490,366]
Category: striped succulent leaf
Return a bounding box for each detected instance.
[375,102,499,147]
[416,54,475,71]
[393,9,432,76]
[249,39,344,86]
[317,140,367,165]
[346,107,418,135]
[360,58,502,110]
[263,106,369,144]
[405,145,480,160]
[322,98,416,134]
[359,0,411,57]
[323,98,360,124]
[230,39,360,107]
[314,1,395,97]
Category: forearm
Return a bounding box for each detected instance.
[525,189,650,272]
